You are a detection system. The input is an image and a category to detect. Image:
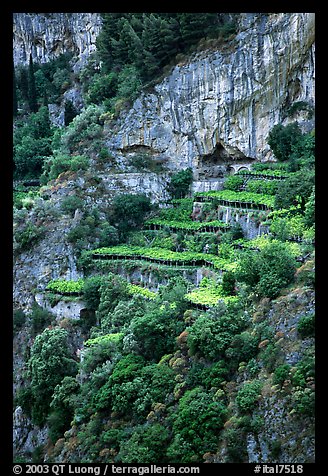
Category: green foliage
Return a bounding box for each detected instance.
[28,54,38,113]
[297,313,315,338]
[127,303,185,361]
[14,222,45,251]
[185,277,238,307]
[236,380,263,413]
[59,104,105,155]
[101,295,146,334]
[236,241,296,299]
[85,71,118,105]
[46,278,84,295]
[223,174,244,191]
[195,190,275,209]
[272,364,291,386]
[167,168,193,199]
[83,276,106,311]
[96,13,233,85]
[91,244,236,271]
[303,187,315,227]
[267,123,303,162]
[81,333,123,374]
[28,328,78,426]
[29,303,53,335]
[167,387,227,462]
[187,360,229,389]
[41,153,89,183]
[187,302,246,360]
[285,101,314,119]
[13,309,26,333]
[96,274,130,327]
[109,193,152,238]
[14,106,52,178]
[221,270,236,296]
[60,195,85,216]
[94,359,175,422]
[64,100,78,126]
[245,179,280,195]
[117,423,170,463]
[225,331,259,364]
[274,169,314,211]
[48,376,79,443]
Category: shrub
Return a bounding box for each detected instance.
[221,270,236,296]
[167,168,193,199]
[60,195,84,217]
[109,193,152,238]
[60,104,105,154]
[14,222,45,251]
[29,303,53,335]
[27,328,78,426]
[236,241,296,299]
[267,123,303,162]
[236,380,263,413]
[13,309,26,333]
[167,387,227,462]
[41,154,89,183]
[117,423,170,463]
[297,313,315,338]
[272,364,291,386]
[225,331,259,364]
[187,302,246,361]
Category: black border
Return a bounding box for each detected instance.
[3,2,323,471]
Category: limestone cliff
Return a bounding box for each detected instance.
[107,13,315,175]
[13,13,102,71]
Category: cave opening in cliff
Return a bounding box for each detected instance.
[197,143,241,179]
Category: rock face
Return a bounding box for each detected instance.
[13,13,102,70]
[107,13,315,172]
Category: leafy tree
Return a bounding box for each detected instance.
[127,302,185,361]
[118,423,170,463]
[272,364,291,386]
[167,387,227,462]
[101,295,146,334]
[303,186,315,227]
[236,242,296,299]
[96,274,130,328]
[16,65,29,103]
[48,376,79,443]
[109,193,152,238]
[27,328,78,426]
[41,153,89,183]
[167,168,193,199]
[83,276,107,311]
[267,123,303,162]
[236,380,263,413]
[60,195,85,216]
[297,313,315,338]
[274,169,314,211]
[187,302,246,360]
[221,270,236,296]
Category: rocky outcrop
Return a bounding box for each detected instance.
[13,13,102,70]
[107,13,315,172]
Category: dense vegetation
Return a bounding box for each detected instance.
[13,13,315,465]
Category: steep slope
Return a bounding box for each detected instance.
[13,12,315,464]
[107,13,315,172]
